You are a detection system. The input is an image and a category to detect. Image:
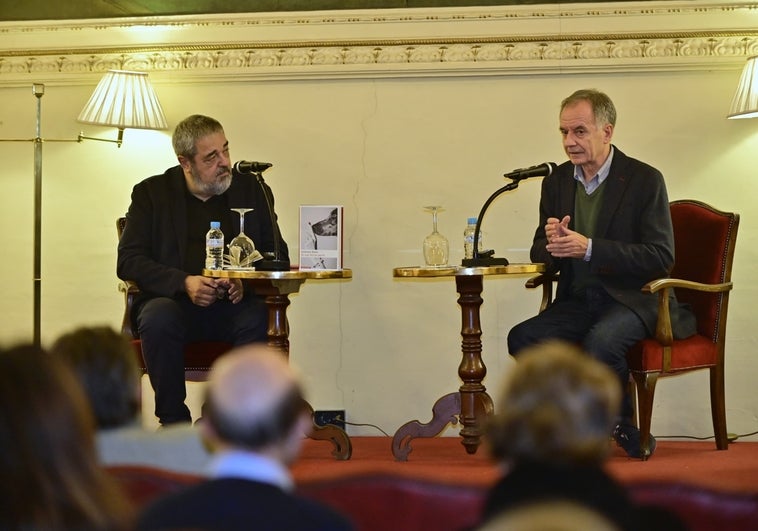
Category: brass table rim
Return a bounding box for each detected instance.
[392,263,544,278]
[203,268,352,280]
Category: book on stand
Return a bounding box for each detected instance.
[299,205,343,270]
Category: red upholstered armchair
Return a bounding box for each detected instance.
[627,200,739,459]
[116,217,232,382]
[526,200,740,460]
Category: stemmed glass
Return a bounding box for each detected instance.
[422,206,449,267]
[226,208,262,268]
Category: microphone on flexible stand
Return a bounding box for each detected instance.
[233,160,273,174]
[503,162,558,181]
[233,161,290,271]
[461,162,557,268]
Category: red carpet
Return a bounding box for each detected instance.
[293,436,758,494]
[106,436,758,531]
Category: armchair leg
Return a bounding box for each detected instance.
[631,371,658,461]
[710,365,729,450]
[627,377,638,428]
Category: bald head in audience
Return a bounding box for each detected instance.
[201,344,310,464]
[137,343,355,530]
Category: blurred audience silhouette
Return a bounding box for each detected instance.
[0,343,132,531]
[51,325,213,475]
[479,500,621,531]
[479,340,686,531]
[137,343,354,531]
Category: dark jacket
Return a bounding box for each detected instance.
[137,478,354,531]
[117,165,288,310]
[480,461,686,531]
[530,147,695,338]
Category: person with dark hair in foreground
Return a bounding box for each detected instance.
[479,341,686,531]
[137,343,354,531]
[507,89,696,458]
[0,344,132,531]
[51,325,213,475]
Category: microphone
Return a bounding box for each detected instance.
[234,160,273,174]
[461,162,556,267]
[248,167,290,272]
[503,162,557,181]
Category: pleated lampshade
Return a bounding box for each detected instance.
[727,56,758,120]
[77,70,167,130]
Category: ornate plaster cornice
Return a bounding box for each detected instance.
[1,2,756,85]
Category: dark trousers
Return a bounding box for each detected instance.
[507,287,648,421]
[137,294,268,424]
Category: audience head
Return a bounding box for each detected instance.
[0,343,131,530]
[51,325,140,429]
[560,88,617,128]
[202,344,310,464]
[478,500,620,531]
[487,340,621,466]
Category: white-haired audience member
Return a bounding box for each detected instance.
[479,340,686,531]
[137,344,354,531]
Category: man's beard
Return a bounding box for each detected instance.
[190,165,232,196]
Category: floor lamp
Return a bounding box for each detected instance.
[0,70,167,347]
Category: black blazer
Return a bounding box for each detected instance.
[117,165,289,305]
[137,478,354,531]
[530,147,694,338]
[479,461,686,531]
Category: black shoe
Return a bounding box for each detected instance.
[613,422,656,458]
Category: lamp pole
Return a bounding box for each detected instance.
[32,84,44,348]
[1,84,78,348]
[2,75,166,347]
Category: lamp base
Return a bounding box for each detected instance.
[256,259,291,271]
[461,256,509,267]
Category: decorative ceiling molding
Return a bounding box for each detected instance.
[1,2,756,84]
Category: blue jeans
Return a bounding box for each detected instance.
[507,287,648,421]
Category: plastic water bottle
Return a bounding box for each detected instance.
[463,217,480,259]
[205,221,224,270]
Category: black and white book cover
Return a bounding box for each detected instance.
[299,205,343,270]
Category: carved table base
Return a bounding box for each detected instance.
[204,269,353,460]
[391,264,542,461]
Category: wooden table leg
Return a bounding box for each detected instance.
[306,404,353,461]
[455,274,494,455]
[390,274,494,460]
[252,278,352,460]
[263,292,292,352]
[391,392,460,461]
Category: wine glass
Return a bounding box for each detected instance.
[226,208,262,268]
[422,206,449,267]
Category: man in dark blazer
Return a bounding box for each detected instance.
[507,89,695,458]
[137,344,354,531]
[117,114,288,426]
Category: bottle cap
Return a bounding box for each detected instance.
[210,221,221,229]
[467,217,477,225]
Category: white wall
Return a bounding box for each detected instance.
[1,2,756,441]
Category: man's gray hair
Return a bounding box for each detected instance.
[172,114,224,158]
[561,89,617,128]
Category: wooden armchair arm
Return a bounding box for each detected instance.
[641,277,733,371]
[642,278,733,295]
[118,279,140,339]
[525,273,559,314]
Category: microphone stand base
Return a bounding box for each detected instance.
[461,257,509,267]
[255,259,291,271]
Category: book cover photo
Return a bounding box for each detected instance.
[299,205,344,270]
